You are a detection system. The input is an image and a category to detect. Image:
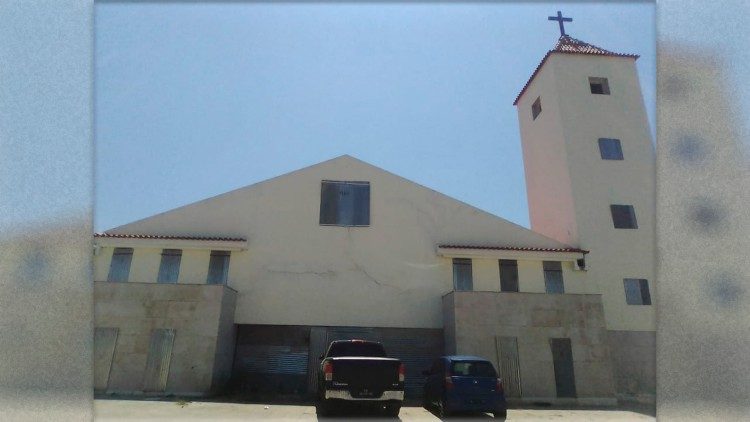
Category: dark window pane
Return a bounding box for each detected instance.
[532,97,542,120]
[352,183,370,226]
[451,361,497,377]
[589,77,610,95]
[611,205,638,229]
[500,259,519,292]
[320,181,370,226]
[157,249,182,284]
[598,138,624,160]
[639,279,652,305]
[207,250,230,285]
[453,258,473,291]
[624,278,643,305]
[327,341,386,358]
[107,247,133,282]
[543,261,564,294]
[337,182,354,225]
[319,182,339,225]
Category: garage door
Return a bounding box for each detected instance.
[234,325,443,399]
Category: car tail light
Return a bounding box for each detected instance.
[444,375,453,389]
[496,377,504,394]
[398,363,405,382]
[323,362,333,381]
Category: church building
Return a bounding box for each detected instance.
[93,22,655,406]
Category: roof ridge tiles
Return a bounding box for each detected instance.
[513,34,639,105]
[94,233,247,242]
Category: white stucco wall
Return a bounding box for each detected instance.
[517,53,656,331]
[99,156,583,329]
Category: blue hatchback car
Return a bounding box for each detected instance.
[422,356,507,419]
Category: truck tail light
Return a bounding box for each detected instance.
[398,363,405,382]
[323,362,333,381]
[496,377,504,394]
[445,375,453,390]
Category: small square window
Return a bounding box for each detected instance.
[320,181,370,226]
[453,258,473,291]
[624,278,651,305]
[598,138,624,160]
[499,259,519,292]
[207,250,231,285]
[610,204,638,229]
[531,97,542,120]
[157,249,182,283]
[543,261,564,294]
[589,77,610,95]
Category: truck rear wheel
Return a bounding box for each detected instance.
[384,403,401,417]
[316,399,335,417]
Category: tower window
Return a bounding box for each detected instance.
[610,204,638,229]
[531,96,542,120]
[624,278,651,305]
[453,258,473,291]
[589,77,610,95]
[320,181,370,226]
[598,138,624,160]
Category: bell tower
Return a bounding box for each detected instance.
[514,15,655,401]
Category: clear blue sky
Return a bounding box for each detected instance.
[95,2,655,232]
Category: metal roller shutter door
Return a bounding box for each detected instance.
[377,328,444,398]
[232,325,310,395]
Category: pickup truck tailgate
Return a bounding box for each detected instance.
[331,357,400,396]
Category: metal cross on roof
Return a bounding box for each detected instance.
[548,11,573,36]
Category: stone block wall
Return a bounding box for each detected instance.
[94,282,237,396]
[443,291,616,405]
[607,330,655,403]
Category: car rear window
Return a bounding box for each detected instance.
[450,361,497,377]
[327,341,387,358]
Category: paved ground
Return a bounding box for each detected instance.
[94,399,655,421]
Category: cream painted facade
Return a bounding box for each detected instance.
[93,34,655,404]
[95,155,586,329]
[517,51,655,332]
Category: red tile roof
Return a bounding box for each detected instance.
[439,244,588,254]
[513,35,639,105]
[94,233,246,242]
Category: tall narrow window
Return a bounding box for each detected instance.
[320,181,370,226]
[598,138,624,160]
[610,204,638,229]
[589,77,610,95]
[107,247,133,282]
[207,250,231,285]
[157,249,182,284]
[624,279,652,305]
[543,261,564,294]
[452,258,473,291]
[499,259,519,292]
[531,96,542,120]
